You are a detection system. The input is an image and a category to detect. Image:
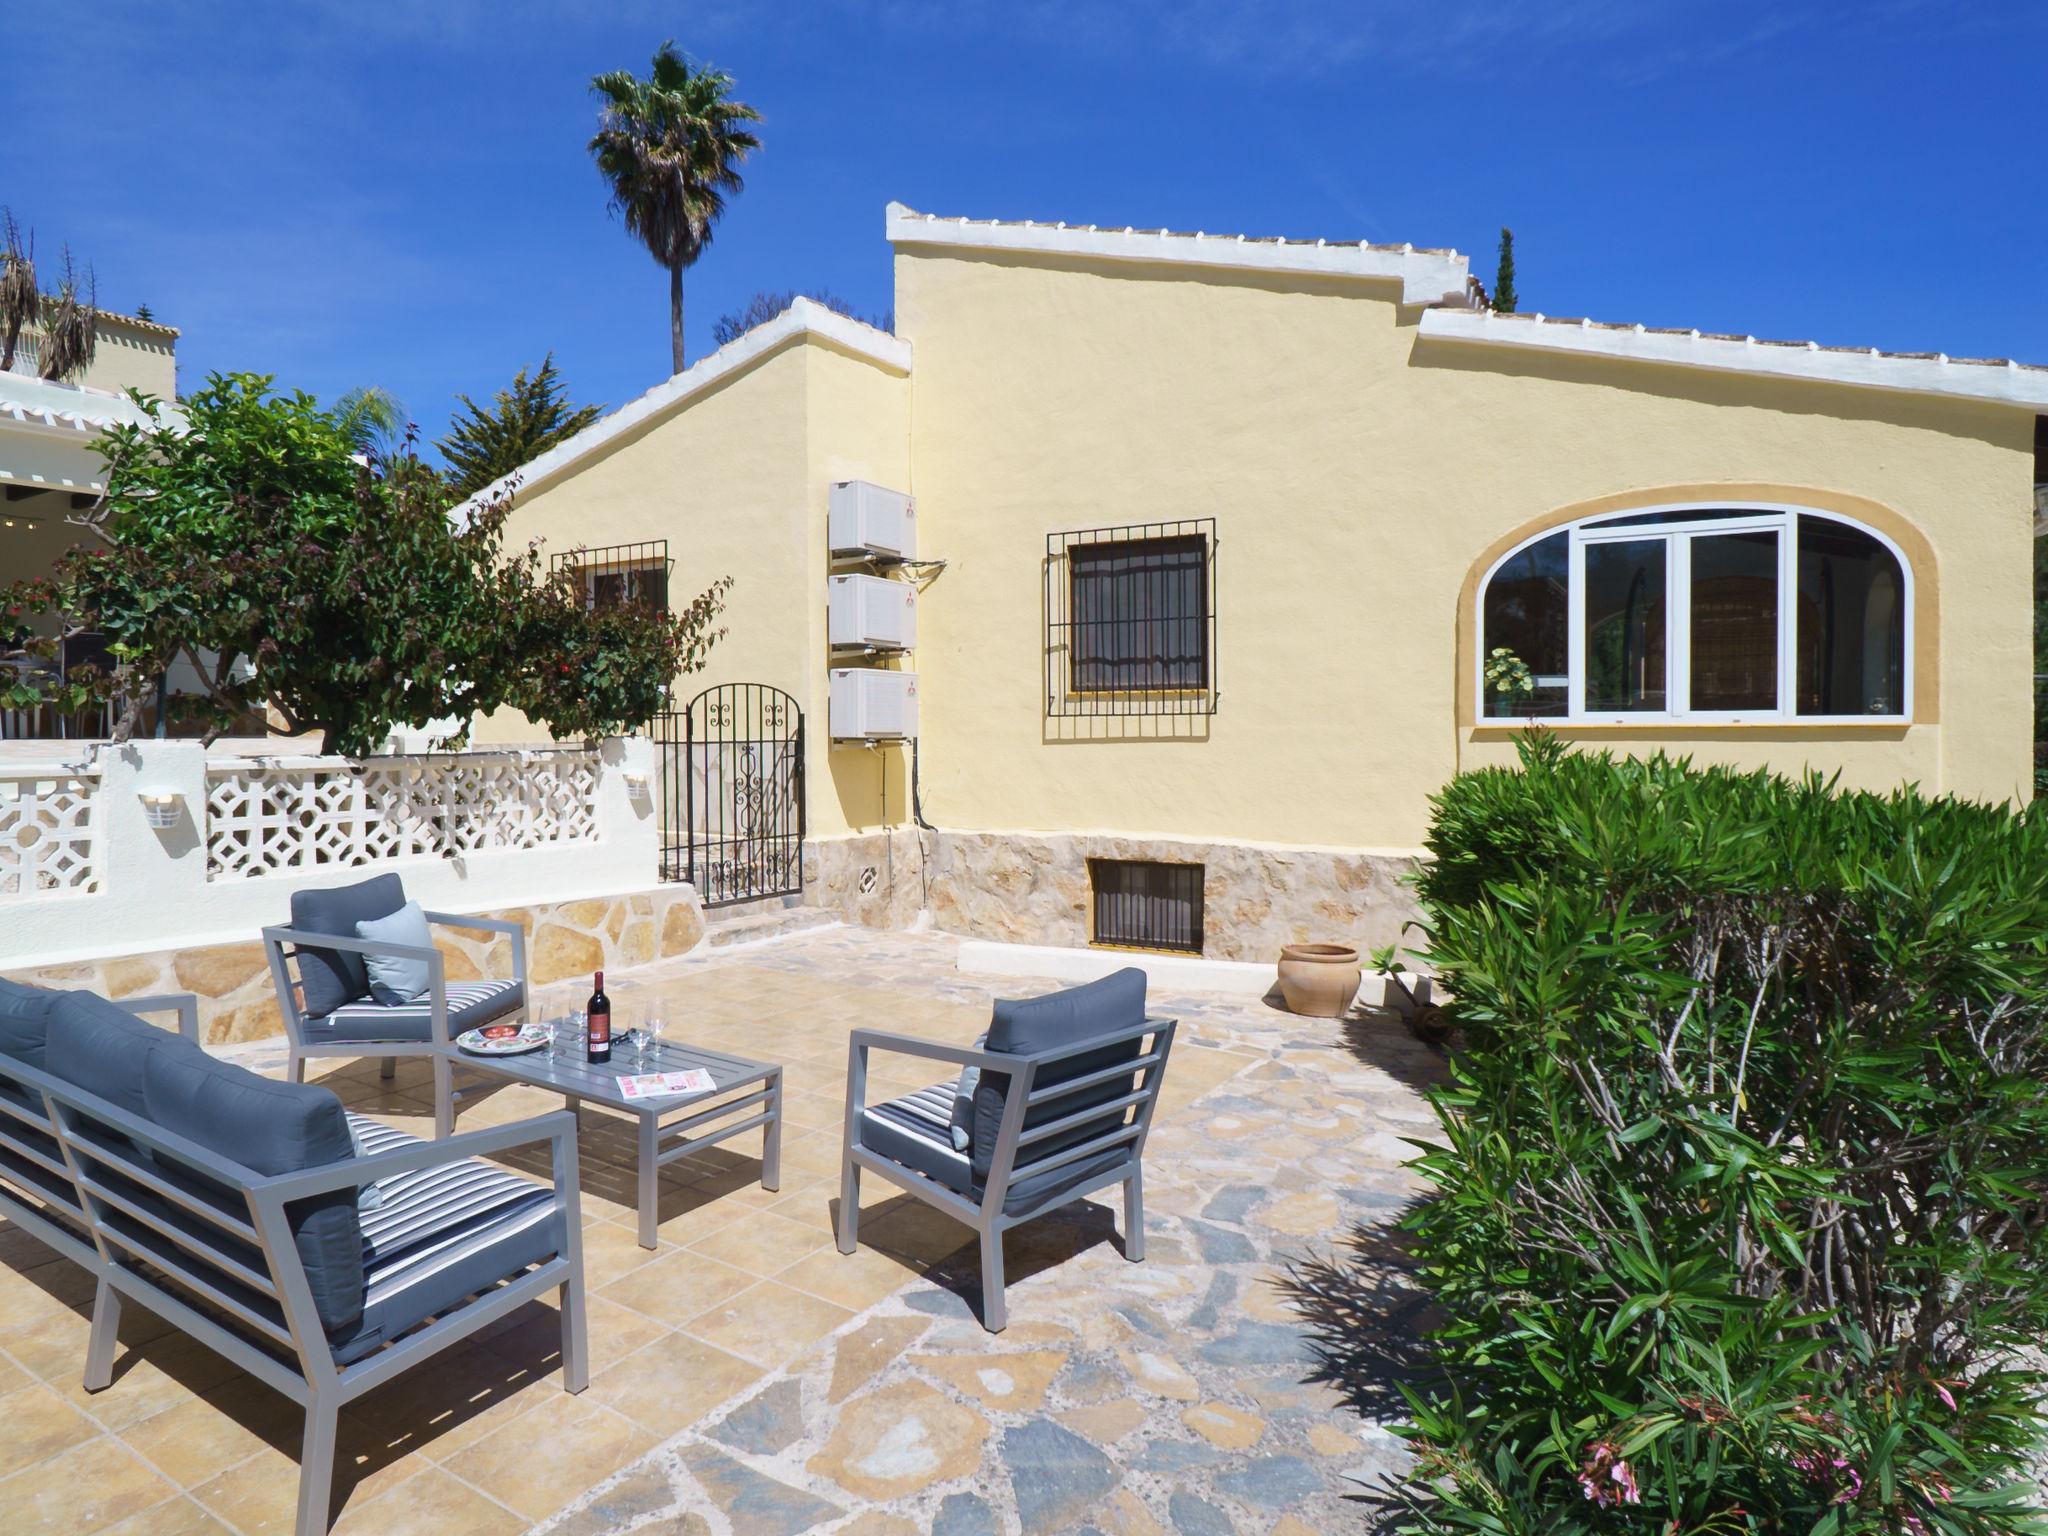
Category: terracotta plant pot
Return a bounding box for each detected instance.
[1276,943,1363,1018]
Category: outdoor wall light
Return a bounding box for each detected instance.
[138,789,182,829]
[622,771,650,796]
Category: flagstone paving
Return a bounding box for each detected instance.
[0,923,1443,1534]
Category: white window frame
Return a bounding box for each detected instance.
[1480,502,1913,726]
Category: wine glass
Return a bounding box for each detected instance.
[641,1009,666,1065]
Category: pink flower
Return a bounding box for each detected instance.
[1577,1442,1642,1508]
[1933,1379,1958,1412]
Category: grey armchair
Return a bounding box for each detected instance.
[261,873,529,1137]
[838,967,1176,1332]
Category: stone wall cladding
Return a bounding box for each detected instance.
[806,829,928,930]
[801,828,1424,965]
[2,884,708,1047]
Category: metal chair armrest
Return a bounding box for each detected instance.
[847,1028,1006,1073]
[421,912,523,938]
[260,925,438,964]
[421,913,529,993]
[255,1110,579,1202]
[115,993,201,1044]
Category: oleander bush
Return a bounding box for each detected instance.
[1394,733,2048,1535]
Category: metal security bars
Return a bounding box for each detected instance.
[550,541,673,612]
[656,684,805,906]
[1089,857,1205,955]
[1045,520,1218,717]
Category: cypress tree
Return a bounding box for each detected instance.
[1493,227,1518,314]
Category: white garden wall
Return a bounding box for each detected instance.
[0,737,661,972]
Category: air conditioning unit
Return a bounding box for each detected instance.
[830,668,918,740]
[829,480,916,560]
[828,573,917,651]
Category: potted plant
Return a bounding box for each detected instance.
[1367,938,1449,1043]
[1483,647,1535,718]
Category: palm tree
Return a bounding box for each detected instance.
[588,42,761,375]
[36,248,97,384]
[332,385,410,465]
[0,210,39,374]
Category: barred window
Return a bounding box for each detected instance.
[551,540,672,613]
[1090,858,1204,954]
[1047,520,1217,717]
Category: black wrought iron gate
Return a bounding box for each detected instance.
[656,684,805,905]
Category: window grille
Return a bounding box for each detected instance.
[1089,858,1204,955]
[551,540,672,613]
[1046,520,1217,717]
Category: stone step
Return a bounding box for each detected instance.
[701,906,842,951]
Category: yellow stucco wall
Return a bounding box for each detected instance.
[896,245,2035,850]
[69,316,179,400]
[470,330,913,840]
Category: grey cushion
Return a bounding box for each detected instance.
[356,900,433,1006]
[339,1115,561,1364]
[971,968,1148,1183]
[314,980,524,1044]
[0,978,61,1073]
[862,1085,973,1194]
[141,1044,366,1339]
[860,1085,1134,1219]
[290,873,407,1019]
[46,990,198,1119]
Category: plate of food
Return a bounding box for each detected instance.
[455,1022,552,1056]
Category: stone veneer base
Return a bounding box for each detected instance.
[1,884,708,1048]
[805,827,1424,965]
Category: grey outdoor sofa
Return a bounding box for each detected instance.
[261,872,529,1138]
[838,966,1176,1331]
[0,976,586,1536]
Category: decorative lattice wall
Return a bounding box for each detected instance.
[0,770,99,898]
[205,751,601,881]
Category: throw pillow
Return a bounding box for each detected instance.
[355,902,434,1006]
[948,1033,988,1151]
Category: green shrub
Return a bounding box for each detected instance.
[1395,733,2048,1535]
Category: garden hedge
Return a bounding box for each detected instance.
[1396,734,2048,1535]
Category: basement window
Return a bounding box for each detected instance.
[1089,858,1205,955]
[551,540,672,613]
[1047,521,1217,716]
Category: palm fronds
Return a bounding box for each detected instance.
[36,247,97,383]
[0,210,37,373]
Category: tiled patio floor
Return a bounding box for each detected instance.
[0,925,1443,1535]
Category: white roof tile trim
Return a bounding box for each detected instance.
[0,370,170,437]
[1418,308,2048,410]
[455,299,910,521]
[886,202,1474,307]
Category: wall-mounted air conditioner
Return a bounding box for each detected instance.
[828,573,917,651]
[829,480,916,560]
[829,669,918,740]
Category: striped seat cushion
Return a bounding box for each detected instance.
[315,980,524,1044]
[859,1084,973,1194]
[858,1084,1145,1218]
[335,1114,561,1364]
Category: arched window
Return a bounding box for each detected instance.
[1477,505,1910,723]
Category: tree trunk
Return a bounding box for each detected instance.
[669,264,685,376]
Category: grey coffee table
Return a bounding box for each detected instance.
[450,1030,783,1248]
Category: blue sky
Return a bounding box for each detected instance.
[7,1,2043,456]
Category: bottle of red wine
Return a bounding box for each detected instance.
[586,970,611,1064]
